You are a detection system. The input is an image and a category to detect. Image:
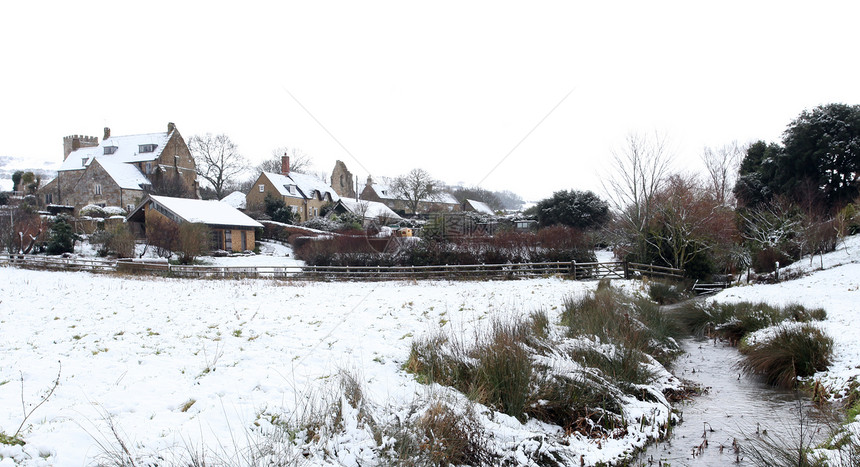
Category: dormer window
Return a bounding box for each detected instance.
[104,146,118,155]
[287,185,297,195]
[81,158,88,167]
[139,144,157,153]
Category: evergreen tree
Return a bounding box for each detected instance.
[46,215,78,255]
[734,104,860,210]
[536,190,610,229]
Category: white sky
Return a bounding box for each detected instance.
[2,1,859,201]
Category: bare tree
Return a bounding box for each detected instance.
[701,141,744,206]
[189,133,248,199]
[602,132,674,262]
[391,168,440,215]
[144,172,195,198]
[258,147,313,174]
[647,174,737,270]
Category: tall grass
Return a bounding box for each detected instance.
[561,287,683,365]
[647,280,692,305]
[673,301,826,343]
[407,288,681,437]
[739,324,834,389]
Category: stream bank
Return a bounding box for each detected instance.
[637,337,824,466]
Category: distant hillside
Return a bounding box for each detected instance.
[0,155,58,191]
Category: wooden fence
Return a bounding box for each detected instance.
[1,254,685,282]
[0,254,116,273]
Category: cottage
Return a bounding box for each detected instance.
[42,123,197,213]
[127,194,262,252]
[245,156,339,222]
[359,176,461,214]
[330,198,402,226]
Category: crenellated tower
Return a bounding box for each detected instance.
[63,134,98,161]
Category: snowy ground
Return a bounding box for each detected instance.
[0,267,670,466]
[2,236,858,465]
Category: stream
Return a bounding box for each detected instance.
[637,337,825,466]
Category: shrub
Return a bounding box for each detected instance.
[263,195,297,224]
[90,224,135,258]
[145,213,179,257]
[79,204,108,218]
[176,223,210,264]
[46,214,78,255]
[739,324,833,389]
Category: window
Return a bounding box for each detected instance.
[241,231,247,250]
[258,184,265,193]
[225,230,232,251]
[288,185,297,195]
[94,184,102,195]
[45,193,53,204]
[104,146,117,155]
[210,230,222,250]
[145,162,152,174]
[81,158,88,167]
[139,144,157,153]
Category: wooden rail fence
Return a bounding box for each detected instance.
[0,254,685,282]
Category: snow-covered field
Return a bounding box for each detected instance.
[2,235,858,465]
[0,267,668,466]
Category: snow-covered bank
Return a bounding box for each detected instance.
[0,270,674,466]
[708,235,860,461]
[711,235,860,397]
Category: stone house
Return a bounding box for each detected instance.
[245,156,340,222]
[127,194,262,252]
[359,175,461,215]
[41,123,197,213]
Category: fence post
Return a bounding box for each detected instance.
[623,261,630,279]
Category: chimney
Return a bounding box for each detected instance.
[167,122,175,133]
[281,154,290,175]
[366,175,374,187]
[103,127,111,140]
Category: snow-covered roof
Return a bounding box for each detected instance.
[145,195,262,228]
[464,199,495,215]
[220,191,247,210]
[338,198,402,220]
[262,171,340,202]
[59,131,172,172]
[370,183,458,205]
[94,159,150,190]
